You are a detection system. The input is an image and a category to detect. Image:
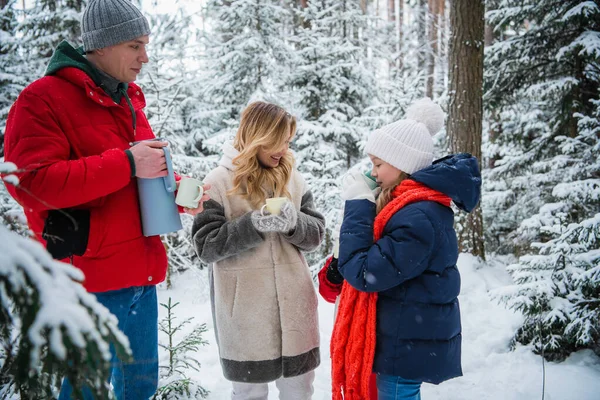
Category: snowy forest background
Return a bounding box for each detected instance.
[0,0,599,398]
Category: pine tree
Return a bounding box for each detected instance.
[154,297,209,400]
[484,0,600,253]
[1,162,131,399]
[16,0,85,79]
[0,0,28,235]
[288,0,379,260]
[497,210,600,361]
[486,0,600,360]
[0,0,25,157]
[198,0,294,147]
[376,1,432,124]
[136,4,219,278]
[0,181,28,237]
[138,5,200,154]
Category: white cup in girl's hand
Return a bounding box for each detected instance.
[261,197,287,216]
[175,177,204,209]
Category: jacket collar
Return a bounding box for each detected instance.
[219,142,239,171]
[53,67,146,111]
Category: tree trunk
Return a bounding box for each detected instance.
[448,0,485,259]
[484,22,493,46]
[436,0,446,96]
[299,0,310,29]
[388,0,396,70]
[426,0,438,98]
[342,0,347,39]
[485,22,500,169]
[569,55,583,138]
[417,0,427,87]
[398,0,404,69]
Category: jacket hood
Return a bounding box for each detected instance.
[410,153,481,212]
[219,142,239,171]
[45,41,102,84]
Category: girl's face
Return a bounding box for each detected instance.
[369,155,403,189]
[257,132,292,168]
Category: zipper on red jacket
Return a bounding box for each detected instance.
[120,87,137,139]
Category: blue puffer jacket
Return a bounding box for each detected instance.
[338,153,481,384]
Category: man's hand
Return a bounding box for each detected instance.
[129,140,169,178]
[183,184,211,216]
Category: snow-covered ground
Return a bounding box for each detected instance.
[159,254,600,400]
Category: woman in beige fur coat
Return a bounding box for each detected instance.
[192,102,325,400]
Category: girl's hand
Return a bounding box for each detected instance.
[326,256,344,285]
[340,170,376,203]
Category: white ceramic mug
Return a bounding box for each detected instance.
[260,197,287,216]
[175,177,204,209]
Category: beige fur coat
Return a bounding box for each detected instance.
[192,143,325,383]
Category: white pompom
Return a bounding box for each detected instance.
[405,98,445,136]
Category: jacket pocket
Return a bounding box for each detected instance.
[214,271,239,321]
[230,277,238,318]
[42,208,90,260]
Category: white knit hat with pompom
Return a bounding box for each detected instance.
[365,97,445,174]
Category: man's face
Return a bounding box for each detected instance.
[96,35,149,83]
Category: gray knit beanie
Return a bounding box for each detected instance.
[82,0,150,52]
[365,98,445,174]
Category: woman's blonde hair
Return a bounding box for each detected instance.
[228,102,297,209]
[376,171,409,214]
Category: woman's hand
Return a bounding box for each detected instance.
[182,184,212,216]
[251,201,298,233]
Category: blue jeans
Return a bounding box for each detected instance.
[376,373,422,400]
[59,285,159,400]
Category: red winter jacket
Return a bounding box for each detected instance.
[4,47,167,293]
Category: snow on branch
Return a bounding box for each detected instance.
[0,162,130,397]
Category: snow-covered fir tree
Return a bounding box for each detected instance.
[138,4,201,155]
[154,297,209,400]
[0,0,26,156]
[288,0,380,261]
[485,0,600,360]
[0,1,27,236]
[0,180,27,237]
[16,0,85,80]
[136,4,219,276]
[0,162,130,399]
[374,0,434,127]
[198,0,294,153]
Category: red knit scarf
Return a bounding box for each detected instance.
[330,179,452,400]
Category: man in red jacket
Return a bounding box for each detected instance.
[3,0,208,398]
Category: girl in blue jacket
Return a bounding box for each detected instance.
[329,98,481,400]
